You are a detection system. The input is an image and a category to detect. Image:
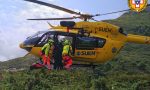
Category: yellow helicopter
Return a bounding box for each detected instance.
[20,0,150,66]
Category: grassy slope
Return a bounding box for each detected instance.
[0,55,37,70]
[0,69,150,90]
[0,11,150,90]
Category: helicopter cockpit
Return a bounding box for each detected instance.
[24,31,49,46]
[27,31,48,39]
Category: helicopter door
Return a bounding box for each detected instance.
[56,35,73,48]
[53,34,74,69]
[54,34,75,55]
[75,36,97,59]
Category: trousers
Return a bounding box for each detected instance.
[42,55,51,70]
[62,55,72,70]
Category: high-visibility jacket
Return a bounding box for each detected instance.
[62,45,72,56]
[42,43,53,56]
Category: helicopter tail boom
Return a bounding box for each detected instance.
[127,34,150,44]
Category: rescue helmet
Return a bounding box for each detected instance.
[48,39,54,44]
[63,39,70,45]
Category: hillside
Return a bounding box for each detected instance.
[103,9,150,73]
[0,55,37,71]
[0,10,150,90]
[105,9,150,36]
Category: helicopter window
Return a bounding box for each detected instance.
[57,36,66,42]
[97,38,106,48]
[27,31,48,39]
[76,37,106,49]
[23,31,48,46]
[54,35,73,46]
[37,33,54,46]
[58,35,73,43]
[76,37,97,49]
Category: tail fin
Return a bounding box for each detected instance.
[127,34,150,44]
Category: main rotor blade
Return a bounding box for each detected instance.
[24,0,81,15]
[27,17,79,20]
[94,4,150,17]
[94,9,130,17]
[91,18,99,22]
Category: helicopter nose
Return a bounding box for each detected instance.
[19,43,33,52]
[19,43,24,49]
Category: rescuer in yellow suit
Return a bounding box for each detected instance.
[62,40,73,70]
[41,39,54,70]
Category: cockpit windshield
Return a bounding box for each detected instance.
[23,30,49,46]
[27,31,49,39]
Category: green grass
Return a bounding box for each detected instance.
[0,69,150,90]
